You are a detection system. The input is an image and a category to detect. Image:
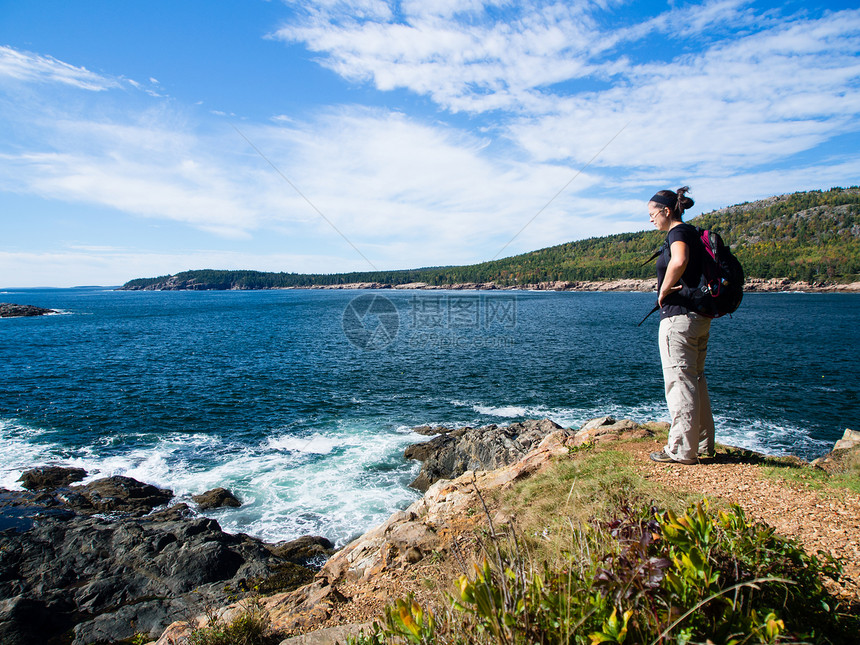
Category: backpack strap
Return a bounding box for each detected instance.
[640,241,668,266]
[637,303,661,326]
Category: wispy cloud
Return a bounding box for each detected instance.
[0,80,612,269]
[0,114,269,239]
[508,8,860,175]
[275,1,600,113]
[233,106,612,262]
[275,1,860,180]
[0,45,118,91]
[273,0,760,114]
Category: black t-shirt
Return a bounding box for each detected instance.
[656,222,704,319]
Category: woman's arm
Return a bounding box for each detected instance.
[658,239,689,306]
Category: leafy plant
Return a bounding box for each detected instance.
[356,498,857,644]
[187,599,279,645]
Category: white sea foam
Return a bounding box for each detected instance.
[713,416,833,458]
[453,399,668,430]
[456,400,558,420]
[0,416,422,546]
[0,419,57,489]
[189,424,422,545]
[1,401,834,548]
[265,432,357,455]
[472,404,530,418]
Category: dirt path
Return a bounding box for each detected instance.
[630,437,860,602]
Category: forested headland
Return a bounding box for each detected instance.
[120,187,860,290]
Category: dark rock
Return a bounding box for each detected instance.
[0,595,67,645]
[0,303,55,318]
[68,475,173,515]
[404,418,565,491]
[146,502,194,522]
[404,433,457,462]
[252,562,316,595]
[268,535,336,567]
[411,425,455,436]
[0,475,313,645]
[18,466,87,491]
[0,488,75,533]
[192,486,242,509]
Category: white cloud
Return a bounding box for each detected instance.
[275,1,860,181]
[505,8,860,175]
[274,0,762,114]
[0,75,610,271]
[239,106,610,264]
[0,45,118,91]
[275,1,604,113]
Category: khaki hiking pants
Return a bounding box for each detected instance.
[659,312,715,462]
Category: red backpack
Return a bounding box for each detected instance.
[638,228,744,325]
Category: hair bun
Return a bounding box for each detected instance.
[676,186,694,213]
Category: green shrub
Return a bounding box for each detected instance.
[188,600,279,645]
[350,499,857,644]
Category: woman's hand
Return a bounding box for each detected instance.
[658,283,683,306]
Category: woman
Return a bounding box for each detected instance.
[648,187,714,465]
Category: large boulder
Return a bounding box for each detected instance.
[404,418,567,491]
[268,535,335,567]
[811,428,860,474]
[66,475,173,515]
[18,466,87,491]
[192,487,242,510]
[572,416,656,445]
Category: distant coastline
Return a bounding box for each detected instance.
[117,188,860,293]
[118,277,860,293]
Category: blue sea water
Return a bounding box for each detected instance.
[0,287,857,545]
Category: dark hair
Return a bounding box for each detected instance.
[650,186,693,220]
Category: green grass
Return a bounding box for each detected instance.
[759,451,860,495]
[492,448,698,561]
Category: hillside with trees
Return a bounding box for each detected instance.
[121,187,860,290]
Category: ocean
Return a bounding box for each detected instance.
[1,287,857,546]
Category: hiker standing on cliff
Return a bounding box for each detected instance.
[647,187,715,465]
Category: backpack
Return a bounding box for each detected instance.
[637,227,744,326]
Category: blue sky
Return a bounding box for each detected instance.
[1,0,859,287]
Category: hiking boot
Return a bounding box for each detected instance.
[649,450,697,465]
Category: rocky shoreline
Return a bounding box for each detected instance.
[0,469,334,645]
[156,420,858,645]
[302,277,860,293]
[305,277,860,293]
[4,421,857,645]
[120,277,860,293]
